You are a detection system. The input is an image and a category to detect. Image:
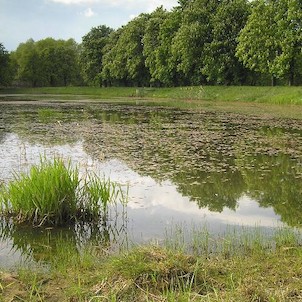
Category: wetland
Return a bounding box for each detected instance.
[0,98,302,300]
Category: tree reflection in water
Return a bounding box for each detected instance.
[1,102,302,229]
[0,209,128,266]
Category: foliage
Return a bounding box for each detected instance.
[101,28,125,86]
[171,0,221,85]
[0,43,15,86]
[102,14,150,86]
[202,0,251,84]
[9,0,302,87]
[80,25,113,86]
[0,157,124,226]
[142,7,170,86]
[236,0,302,85]
[156,9,183,86]
[12,38,82,87]
[11,39,41,87]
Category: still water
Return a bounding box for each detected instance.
[0,101,302,267]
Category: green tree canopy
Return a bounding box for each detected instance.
[12,39,42,87]
[236,0,302,85]
[7,0,301,87]
[0,43,15,86]
[102,14,151,86]
[101,28,127,86]
[142,9,182,86]
[171,0,220,85]
[80,25,113,86]
[142,7,169,86]
[13,38,81,87]
[202,0,251,85]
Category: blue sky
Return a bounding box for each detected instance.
[0,0,178,51]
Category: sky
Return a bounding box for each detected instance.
[0,0,178,51]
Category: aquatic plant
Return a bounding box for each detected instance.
[0,157,126,226]
[37,108,63,123]
[0,158,79,225]
[81,174,121,221]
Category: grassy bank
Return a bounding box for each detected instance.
[1,85,302,105]
[1,227,302,301]
[2,86,302,120]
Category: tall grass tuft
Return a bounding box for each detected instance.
[0,157,79,225]
[81,174,121,221]
[0,157,126,226]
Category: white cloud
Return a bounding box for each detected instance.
[83,7,95,17]
[129,14,138,21]
[145,0,177,11]
[49,0,178,10]
[50,0,98,4]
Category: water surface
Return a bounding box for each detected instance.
[0,101,302,267]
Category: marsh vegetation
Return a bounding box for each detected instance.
[0,157,126,226]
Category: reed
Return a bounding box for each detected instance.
[82,175,118,220]
[0,157,125,226]
[0,157,79,225]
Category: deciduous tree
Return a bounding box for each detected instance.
[80,25,113,86]
[236,0,302,85]
[202,0,250,85]
[102,14,150,86]
[171,0,220,85]
[0,43,15,86]
[13,38,81,87]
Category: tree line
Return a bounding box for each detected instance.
[0,0,301,87]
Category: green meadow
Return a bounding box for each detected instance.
[1,85,302,105]
[2,86,302,120]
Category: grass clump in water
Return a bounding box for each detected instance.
[82,175,119,220]
[0,157,124,226]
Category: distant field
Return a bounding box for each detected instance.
[1,85,302,105]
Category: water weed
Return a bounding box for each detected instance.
[0,157,79,225]
[37,108,63,123]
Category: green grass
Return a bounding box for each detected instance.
[82,174,124,221]
[1,226,302,301]
[0,157,125,226]
[1,85,302,105]
[2,85,302,119]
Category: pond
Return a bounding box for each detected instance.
[0,100,302,267]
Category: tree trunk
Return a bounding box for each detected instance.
[288,60,295,86]
[288,74,294,86]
